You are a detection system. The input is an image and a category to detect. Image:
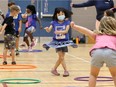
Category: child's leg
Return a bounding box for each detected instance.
[3,48,8,62]
[24,36,29,47]
[89,66,100,87]
[109,67,116,87]
[51,51,64,76]
[16,37,19,50]
[26,31,34,42]
[53,51,63,70]
[11,49,15,62]
[61,52,67,71]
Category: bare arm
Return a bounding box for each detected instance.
[55,25,70,35]
[36,17,42,29]
[18,20,22,32]
[0,24,7,34]
[71,22,96,40]
[44,25,53,33]
[71,0,95,8]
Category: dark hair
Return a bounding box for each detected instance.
[105,9,115,18]
[53,7,73,21]
[8,2,15,7]
[26,5,36,14]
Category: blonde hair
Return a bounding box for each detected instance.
[95,17,116,35]
[10,5,20,12]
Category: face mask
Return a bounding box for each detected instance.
[57,15,65,21]
[27,13,31,16]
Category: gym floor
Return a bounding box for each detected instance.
[0,41,114,87]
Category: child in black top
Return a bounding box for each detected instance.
[0,5,20,65]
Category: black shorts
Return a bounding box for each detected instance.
[56,46,68,53]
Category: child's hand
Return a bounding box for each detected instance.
[70,3,73,7]
[22,14,27,18]
[54,30,61,35]
[44,27,49,30]
[70,21,75,28]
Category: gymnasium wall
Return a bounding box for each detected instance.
[0,0,8,41]
[71,0,116,38]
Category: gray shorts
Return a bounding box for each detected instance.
[56,46,68,53]
[91,48,116,68]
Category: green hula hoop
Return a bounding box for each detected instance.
[0,78,41,84]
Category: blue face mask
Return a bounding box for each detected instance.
[57,15,65,21]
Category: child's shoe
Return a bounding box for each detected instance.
[51,69,60,76]
[11,61,16,65]
[16,50,20,56]
[3,61,7,65]
[63,71,69,77]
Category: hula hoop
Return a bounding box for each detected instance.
[0,55,10,58]
[0,65,36,69]
[74,76,113,82]
[0,78,41,84]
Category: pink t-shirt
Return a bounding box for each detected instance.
[90,35,116,56]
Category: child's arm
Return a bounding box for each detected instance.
[71,21,96,40]
[44,25,53,33]
[0,24,7,34]
[18,20,22,33]
[36,17,42,29]
[55,25,70,35]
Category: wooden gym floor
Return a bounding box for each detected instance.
[0,41,114,87]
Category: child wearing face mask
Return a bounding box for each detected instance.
[44,7,74,77]
[21,5,42,51]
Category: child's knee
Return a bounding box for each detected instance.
[58,57,64,61]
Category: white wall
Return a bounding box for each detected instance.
[0,0,8,40]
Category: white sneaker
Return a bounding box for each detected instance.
[28,46,32,51]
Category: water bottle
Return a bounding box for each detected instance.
[44,0,48,14]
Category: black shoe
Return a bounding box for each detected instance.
[16,50,20,56]
[11,61,16,65]
[3,61,7,65]
[43,44,50,50]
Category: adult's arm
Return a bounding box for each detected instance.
[72,0,95,8]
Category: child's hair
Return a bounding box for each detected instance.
[95,17,116,35]
[26,5,36,14]
[53,7,73,21]
[10,5,20,12]
[8,2,15,7]
[105,9,115,18]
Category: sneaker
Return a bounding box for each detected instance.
[11,61,16,65]
[51,69,60,76]
[43,44,50,50]
[28,46,32,51]
[3,61,7,65]
[63,71,69,77]
[16,50,19,56]
[31,38,38,48]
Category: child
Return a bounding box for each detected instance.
[21,5,42,50]
[0,5,20,65]
[44,8,75,77]
[71,17,116,87]
[6,2,22,56]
